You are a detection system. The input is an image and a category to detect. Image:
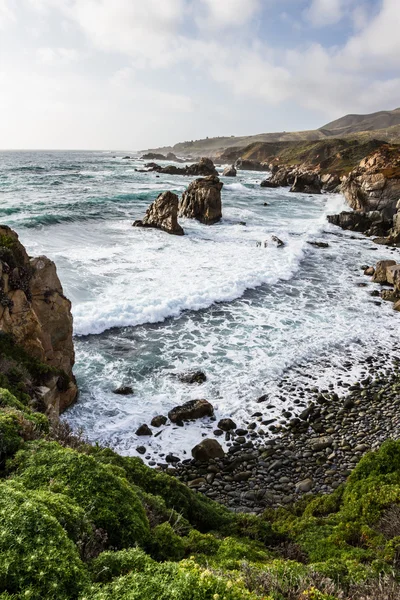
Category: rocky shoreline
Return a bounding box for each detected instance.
[161,346,400,513]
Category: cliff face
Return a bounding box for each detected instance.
[341,144,400,217]
[0,225,77,416]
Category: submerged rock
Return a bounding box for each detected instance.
[307,241,329,248]
[113,386,134,396]
[179,176,223,225]
[133,191,184,236]
[178,370,207,384]
[191,438,225,462]
[168,399,214,423]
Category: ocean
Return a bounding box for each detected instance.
[1,150,399,461]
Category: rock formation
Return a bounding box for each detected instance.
[191,438,225,462]
[0,225,77,416]
[320,173,341,192]
[235,159,269,172]
[327,211,392,237]
[133,191,184,236]
[168,399,214,423]
[260,179,279,188]
[222,165,237,177]
[341,145,400,218]
[179,176,223,225]
[146,157,218,177]
[290,172,321,194]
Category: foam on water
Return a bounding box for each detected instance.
[2,150,400,459]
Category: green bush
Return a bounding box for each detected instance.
[9,440,150,549]
[0,412,23,463]
[0,481,88,599]
[150,522,185,562]
[183,529,221,556]
[89,548,151,583]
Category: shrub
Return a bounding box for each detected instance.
[0,412,23,464]
[9,440,150,549]
[150,522,185,562]
[184,529,221,556]
[89,548,151,583]
[0,481,88,599]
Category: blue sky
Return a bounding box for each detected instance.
[0,0,399,149]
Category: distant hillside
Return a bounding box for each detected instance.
[143,107,400,159]
[320,107,400,137]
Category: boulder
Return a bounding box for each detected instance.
[372,260,396,284]
[217,418,237,431]
[136,424,152,436]
[133,191,184,236]
[327,211,373,233]
[235,159,269,172]
[113,386,134,395]
[295,479,313,493]
[260,179,279,188]
[290,172,321,195]
[222,165,237,177]
[269,166,296,187]
[179,176,223,225]
[178,370,207,384]
[151,415,167,428]
[191,438,225,462]
[168,399,214,423]
[364,267,375,276]
[381,290,400,302]
[386,264,400,285]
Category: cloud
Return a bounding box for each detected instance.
[37,47,81,64]
[305,0,343,27]
[197,0,261,29]
[0,0,15,29]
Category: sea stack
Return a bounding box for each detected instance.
[179,176,223,224]
[133,191,184,236]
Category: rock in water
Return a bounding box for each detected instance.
[290,172,321,194]
[147,157,218,177]
[178,370,207,384]
[113,386,134,395]
[168,399,214,423]
[235,159,269,172]
[191,438,225,462]
[179,176,223,225]
[133,191,184,236]
[222,165,237,177]
[260,179,279,188]
[0,226,77,415]
[217,418,237,431]
[372,260,396,284]
[136,424,152,436]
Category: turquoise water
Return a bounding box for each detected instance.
[1,150,399,459]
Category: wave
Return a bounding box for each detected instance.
[224,182,250,192]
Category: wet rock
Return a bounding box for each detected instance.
[372,260,396,284]
[235,159,269,172]
[166,454,180,464]
[136,424,152,436]
[151,415,168,428]
[218,418,237,431]
[223,165,237,177]
[179,176,223,225]
[188,477,207,487]
[260,179,279,188]
[133,191,184,236]
[113,386,134,396]
[136,446,146,455]
[148,157,218,177]
[178,370,207,384]
[307,241,329,248]
[168,399,214,423]
[327,211,372,232]
[191,439,225,462]
[290,172,321,194]
[364,266,375,276]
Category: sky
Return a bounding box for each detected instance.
[0,0,399,150]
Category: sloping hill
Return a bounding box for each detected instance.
[320,107,400,137]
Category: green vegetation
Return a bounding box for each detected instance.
[1,341,400,598]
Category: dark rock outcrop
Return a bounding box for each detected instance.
[327,210,392,238]
[290,172,321,194]
[320,173,341,192]
[191,438,225,462]
[141,153,167,160]
[0,226,77,416]
[147,157,218,177]
[222,165,237,177]
[179,176,223,225]
[260,179,279,188]
[133,191,184,236]
[168,399,214,423]
[178,371,207,384]
[113,386,134,396]
[235,159,269,172]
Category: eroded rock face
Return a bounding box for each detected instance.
[372,260,396,284]
[290,172,321,195]
[320,173,341,193]
[133,191,184,236]
[235,159,269,172]
[179,176,223,225]
[341,145,400,217]
[0,226,77,415]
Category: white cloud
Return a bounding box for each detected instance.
[0,0,15,29]
[197,0,261,29]
[37,47,80,64]
[305,0,343,27]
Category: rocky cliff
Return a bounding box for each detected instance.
[0,225,77,416]
[341,144,400,217]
